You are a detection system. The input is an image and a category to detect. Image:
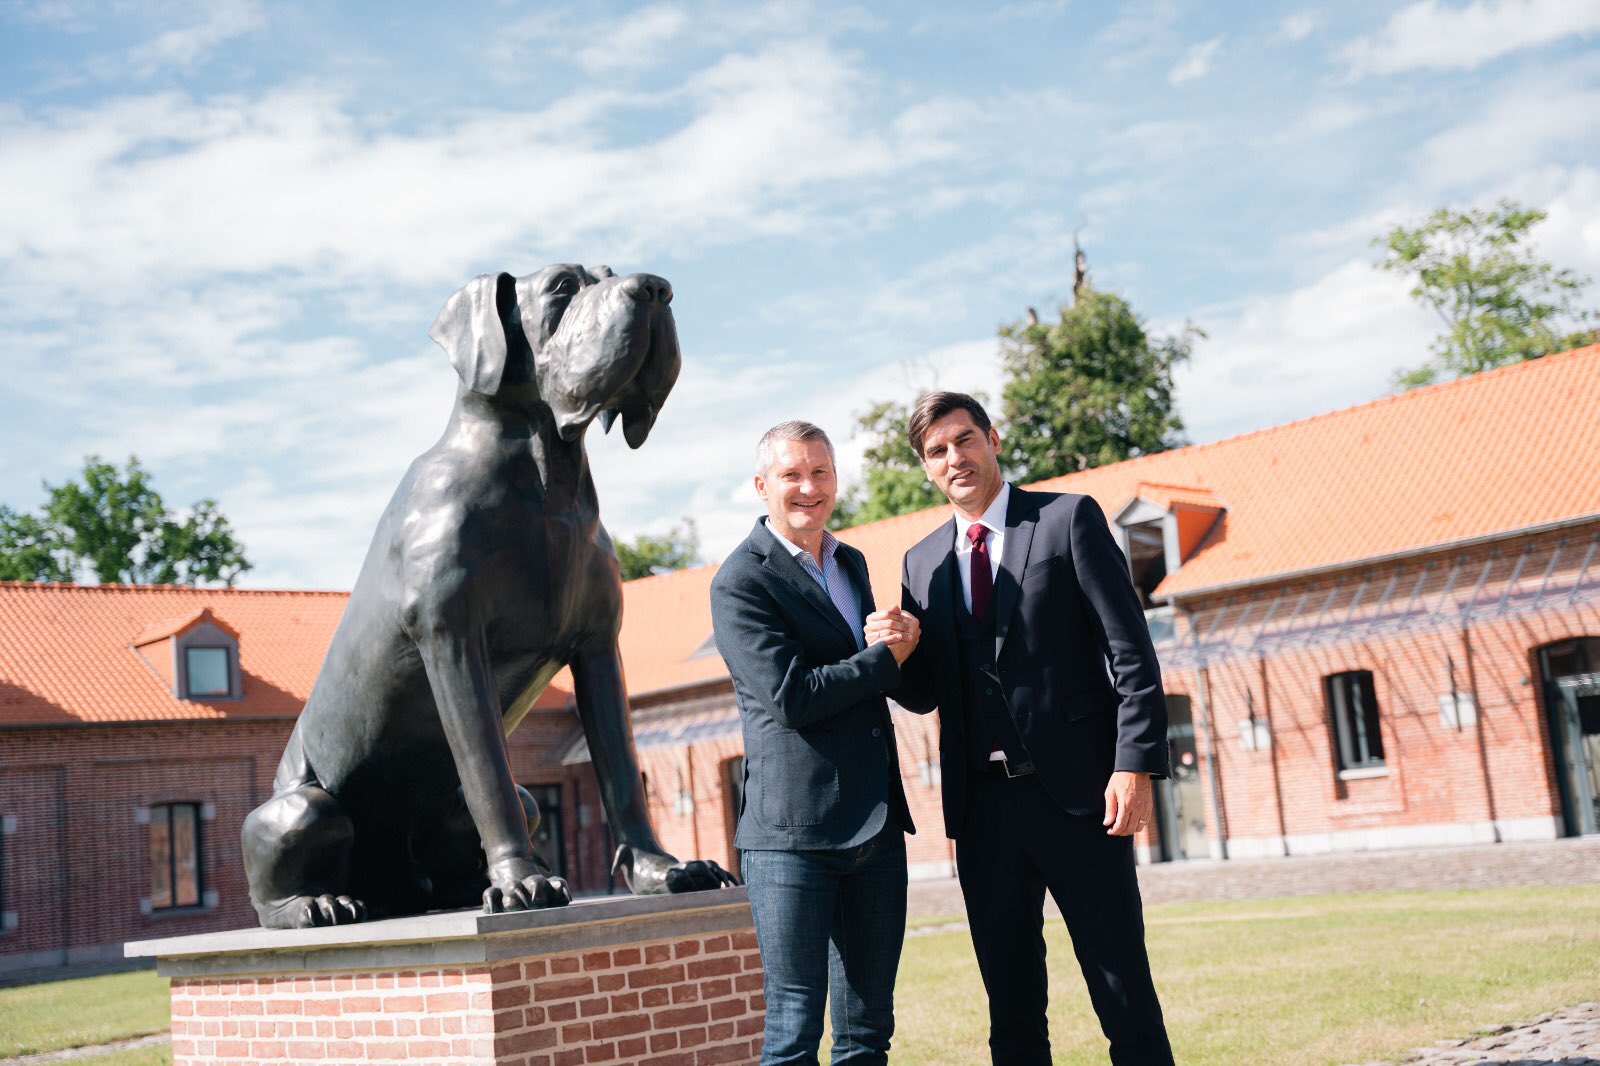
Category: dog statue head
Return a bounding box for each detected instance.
[428,264,681,449]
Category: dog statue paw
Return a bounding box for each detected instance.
[483,856,572,913]
[612,844,740,895]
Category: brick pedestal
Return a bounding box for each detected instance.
[126,889,763,1065]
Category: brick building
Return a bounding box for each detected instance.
[0,588,619,973]
[4,344,1599,972]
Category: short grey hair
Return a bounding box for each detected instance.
[756,420,836,477]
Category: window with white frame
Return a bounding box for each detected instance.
[1326,671,1385,772]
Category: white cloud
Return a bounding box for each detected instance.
[0,39,954,301]
[1343,0,1600,76]
[1278,11,1318,42]
[125,0,265,75]
[567,4,691,74]
[1414,65,1600,188]
[1175,259,1436,444]
[1168,36,1223,85]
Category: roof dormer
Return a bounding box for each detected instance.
[131,607,242,701]
[1112,483,1225,607]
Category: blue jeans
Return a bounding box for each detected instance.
[742,827,908,1065]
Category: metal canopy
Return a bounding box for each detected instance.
[1155,532,1600,669]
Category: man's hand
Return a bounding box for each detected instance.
[1103,771,1153,837]
[864,605,921,665]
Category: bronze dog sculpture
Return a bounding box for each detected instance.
[242,264,735,928]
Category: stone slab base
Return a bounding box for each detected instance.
[131,890,763,1065]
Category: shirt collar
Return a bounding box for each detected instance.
[954,482,1011,545]
[762,517,838,564]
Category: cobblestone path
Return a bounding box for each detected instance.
[1347,1002,1600,1065]
[907,835,1600,915]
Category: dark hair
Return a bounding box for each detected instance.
[907,391,993,457]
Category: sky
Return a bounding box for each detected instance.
[2,0,1598,589]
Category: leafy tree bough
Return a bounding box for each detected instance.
[0,456,250,586]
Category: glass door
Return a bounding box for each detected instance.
[1156,695,1210,860]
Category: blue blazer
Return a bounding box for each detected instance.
[710,520,915,851]
[894,487,1170,837]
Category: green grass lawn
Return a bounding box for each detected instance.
[1,887,1595,1065]
[893,886,1600,1064]
[0,968,169,1058]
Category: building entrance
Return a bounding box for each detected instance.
[1153,695,1210,860]
[1539,638,1600,837]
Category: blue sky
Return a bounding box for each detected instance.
[2,0,1598,588]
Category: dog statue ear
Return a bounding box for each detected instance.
[429,272,517,395]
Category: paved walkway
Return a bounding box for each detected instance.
[1349,1002,1600,1065]
[907,835,1600,915]
[3,1034,169,1064]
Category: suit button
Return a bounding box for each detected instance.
[985,687,994,696]
[872,728,883,738]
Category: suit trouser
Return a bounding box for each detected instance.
[956,771,1174,1066]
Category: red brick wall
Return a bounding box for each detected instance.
[167,928,764,1065]
[1166,527,1598,853]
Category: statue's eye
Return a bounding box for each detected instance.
[550,276,578,297]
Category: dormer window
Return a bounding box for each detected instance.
[131,606,242,701]
[184,647,233,698]
[1124,519,1169,610]
[1113,483,1226,610]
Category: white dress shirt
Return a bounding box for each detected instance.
[953,481,1010,614]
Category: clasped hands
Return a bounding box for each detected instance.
[864,605,921,665]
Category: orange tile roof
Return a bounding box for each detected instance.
[0,584,571,728]
[616,343,1600,696]
[132,606,239,646]
[1127,482,1225,513]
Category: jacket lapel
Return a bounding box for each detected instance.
[993,486,1037,659]
[923,528,963,718]
[750,521,859,648]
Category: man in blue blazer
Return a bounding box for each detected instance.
[709,420,921,1066]
[878,392,1173,1065]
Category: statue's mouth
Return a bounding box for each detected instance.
[600,309,680,449]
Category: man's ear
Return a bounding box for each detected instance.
[429,272,516,395]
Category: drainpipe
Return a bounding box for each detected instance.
[1180,605,1229,861]
[1459,627,1500,840]
[1259,658,1290,855]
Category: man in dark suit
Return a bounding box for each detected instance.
[710,420,921,1066]
[872,392,1173,1065]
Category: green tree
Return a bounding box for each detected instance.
[614,519,699,581]
[999,288,1197,479]
[0,456,251,586]
[0,506,71,582]
[829,399,945,529]
[1377,200,1595,389]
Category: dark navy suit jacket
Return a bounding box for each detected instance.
[710,520,915,851]
[894,486,1169,838]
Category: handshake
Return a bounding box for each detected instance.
[864,605,921,665]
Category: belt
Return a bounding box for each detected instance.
[984,756,1034,778]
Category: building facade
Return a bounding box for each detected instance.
[4,344,1598,972]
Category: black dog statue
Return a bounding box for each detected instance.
[242,264,736,928]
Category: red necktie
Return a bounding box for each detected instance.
[968,523,992,622]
